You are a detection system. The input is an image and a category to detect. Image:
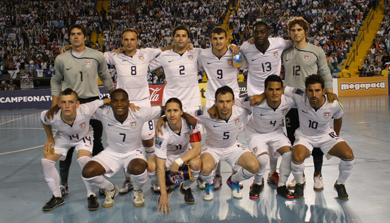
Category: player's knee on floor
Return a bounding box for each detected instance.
[128,159,147,175]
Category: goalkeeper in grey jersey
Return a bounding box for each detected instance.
[282,17,333,191]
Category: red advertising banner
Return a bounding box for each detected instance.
[149,85,165,106]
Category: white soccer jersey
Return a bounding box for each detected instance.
[149,48,201,108]
[104,48,161,103]
[284,86,343,136]
[245,95,295,134]
[240,38,292,95]
[198,48,247,102]
[93,106,161,153]
[41,100,104,141]
[196,101,250,149]
[154,118,200,160]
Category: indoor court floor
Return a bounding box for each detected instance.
[0,94,389,223]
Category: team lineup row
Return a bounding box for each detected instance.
[41,16,352,213]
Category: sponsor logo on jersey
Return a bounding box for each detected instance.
[85,61,92,68]
[130,121,137,129]
[324,112,331,119]
[303,55,310,61]
[188,55,193,60]
[234,118,240,126]
[138,55,144,61]
[80,122,86,128]
[227,59,232,66]
[155,137,163,148]
[273,52,278,58]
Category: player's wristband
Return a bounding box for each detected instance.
[175,158,184,166]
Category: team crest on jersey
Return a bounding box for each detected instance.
[253,147,258,153]
[234,118,240,126]
[184,132,190,138]
[79,122,86,128]
[227,59,232,66]
[324,112,331,119]
[303,55,310,61]
[130,121,137,129]
[188,55,193,60]
[138,55,144,61]
[282,109,288,115]
[273,52,278,58]
[85,61,92,68]
[155,137,163,148]
[195,109,204,116]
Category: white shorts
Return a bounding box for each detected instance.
[201,142,251,170]
[245,127,291,158]
[141,120,154,141]
[293,128,346,156]
[133,99,155,141]
[54,129,94,161]
[165,149,191,169]
[91,148,146,177]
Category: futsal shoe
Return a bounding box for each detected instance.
[227,176,243,199]
[42,196,64,211]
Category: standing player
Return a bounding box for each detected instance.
[245,75,295,199]
[197,26,248,190]
[282,17,333,190]
[149,25,201,116]
[284,75,354,200]
[51,24,114,195]
[41,88,110,211]
[82,89,163,207]
[236,21,292,185]
[198,86,259,200]
[104,28,162,194]
[150,98,201,214]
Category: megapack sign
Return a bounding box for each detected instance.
[337,77,388,96]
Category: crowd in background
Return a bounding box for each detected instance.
[0,0,387,90]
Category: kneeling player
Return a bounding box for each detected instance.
[245,75,295,199]
[199,86,259,200]
[41,88,110,211]
[149,98,201,214]
[82,89,163,208]
[285,75,354,200]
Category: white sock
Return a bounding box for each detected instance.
[291,161,305,184]
[337,158,354,184]
[144,146,154,159]
[83,176,114,191]
[269,154,278,175]
[131,170,148,190]
[255,153,268,185]
[231,167,254,182]
[77,156,95,196]
[183,169,200,189]
[148,171,158,184]
[200,169,215,185]
[278,151,292,187]
[41,158,61,197]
